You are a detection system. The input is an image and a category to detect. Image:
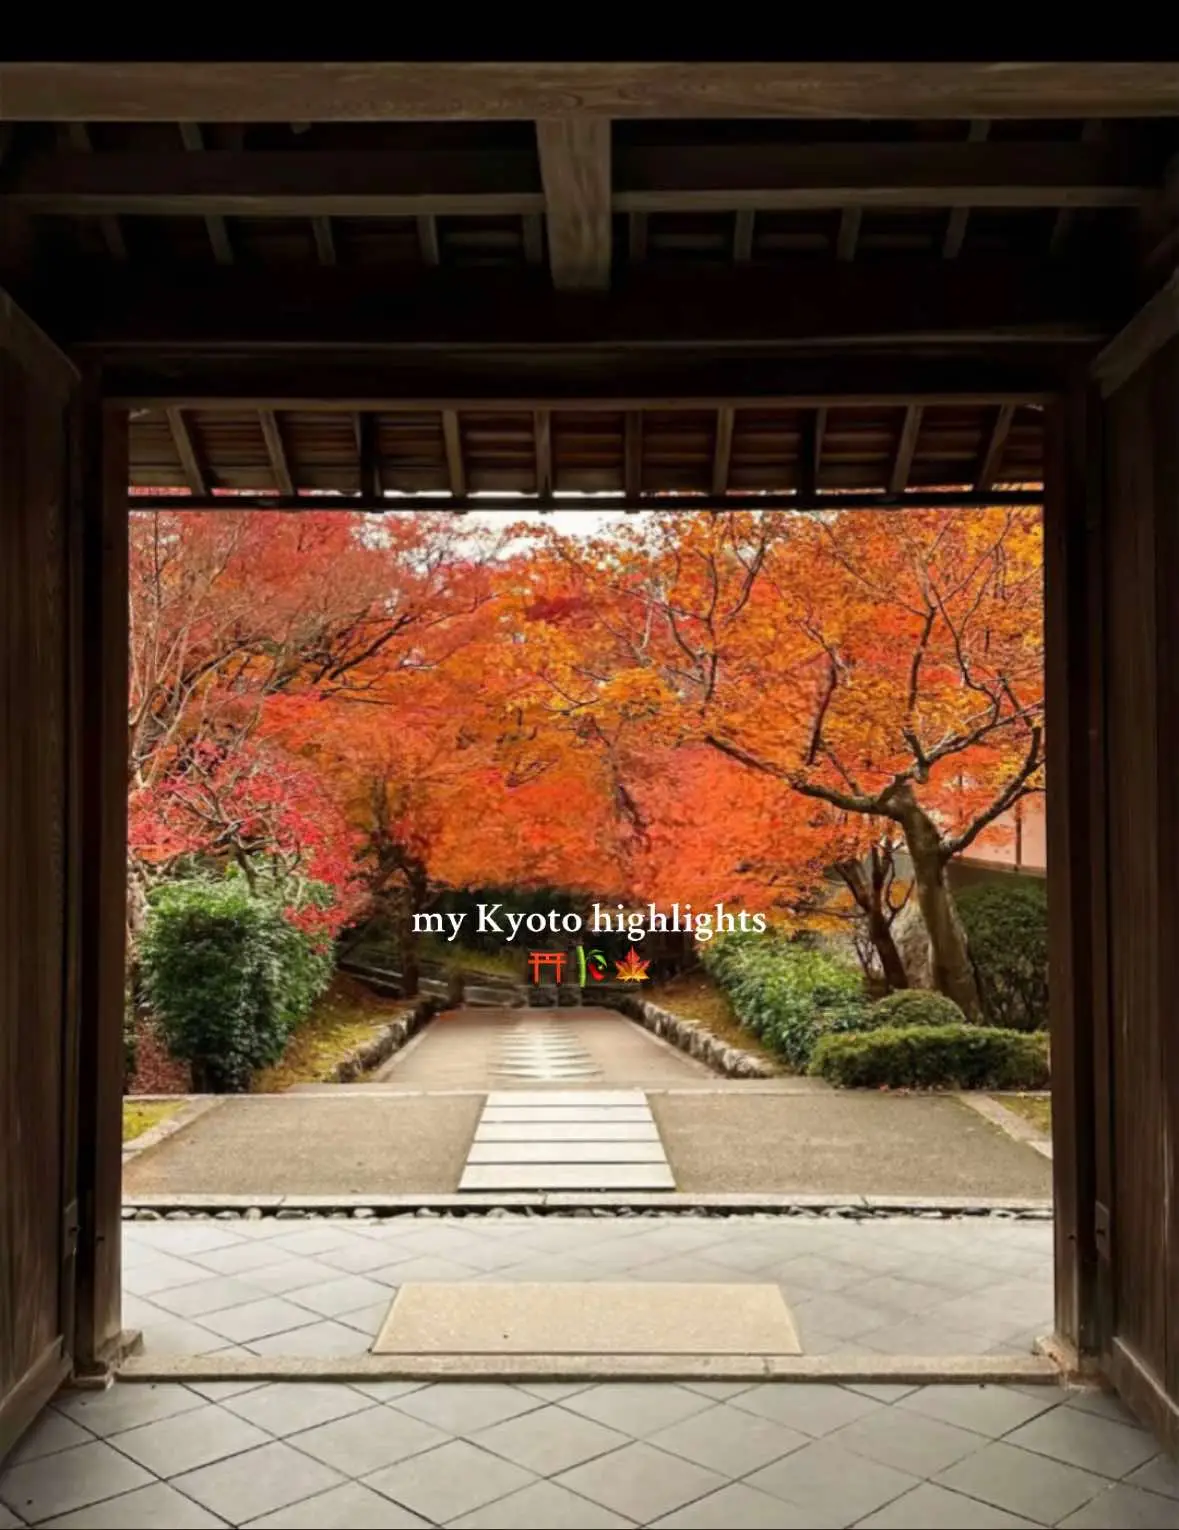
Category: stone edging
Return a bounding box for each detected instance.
[608,995,776,1078]
[121,1096,225,1164]
[957,1091,1053,1160]
[326,995,443,1082]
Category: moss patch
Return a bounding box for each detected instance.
[123,1100,184,1142]
[252,973,404,1092]
[994,1091,1052,1135]
[648,972,782,1070]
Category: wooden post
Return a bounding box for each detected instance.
[1042,383,1106,1362]
[73,388,130,1375]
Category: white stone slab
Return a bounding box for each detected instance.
[466,1141,667,1164]
[475,1123,661,1142]
[374,1283,800,1356]
[486,1091,647,1106]
[459,1163,675,1192]
[481,1108,652,1124]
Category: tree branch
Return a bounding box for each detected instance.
[942,725,1044,859]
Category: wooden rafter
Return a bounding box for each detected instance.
[628,212,648,263]
[975,403,1016,492]
[59,124,126,261]
[712,406,735,496]
[943,120,990,259]
[258,409,294,497]
[625,411,643,502]
[355,412,381,497]
[800,408,826,498]
[733,210,755,262]
[536,119,612,290]
[836,207,861,262]
[522,215,544,265]
[177,124,233,265]
[441,409,466,499]
[311,215,336,265]
[1050,120,1105,255]
[417,214,441,266]
[534,408,553,499]
[889,403,924,494]
[165,407,208,495]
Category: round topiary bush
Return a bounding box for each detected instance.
[956,878,1048,1031]
[809,1023,1050,1090]
[870,990,967,1028]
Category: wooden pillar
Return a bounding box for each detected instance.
[72,385,130,1375]
[1042,384,1107,1363]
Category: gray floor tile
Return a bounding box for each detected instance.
[246,1321,368,1357]
[0,1441,152,1523]
[5,1410,92,1464]
[265,1227,361,1258]
[650,1481,827,1527]
[857,1480,1040,1527]
[134,1313,229,1356]
[852,1317,1011,1356]
[793,1293,905,1342]
[369,1257,480,1283]
[349,1381,429,1403]
[1057,1482,1179,1528]
[122,1253,213,1295]
[746,1440,918,1525]
[236,1258,344,1295]
[151,1275,270,1318]
[844,1382,919,1402]
[292,1406,448,1476]
[679,1381,757,1401]
[1063,1387,1145,1425]
[38,1481,225,1527]
[199,1297,324,1344]
[391,1383,541,1436]
[286,1275,395,1318]
[513,1380,594,1402]
[473,1405,628,1475]
[1129,1456,1179,1502]
[363,1438,535,1523]
[898,1383,1061,1437]
[0,1507,22,1528]
[128,1222,245,1258]
[314,1240,414,1275]
[556,1441,727,1523]
[828,1405,986,1477]
[448,1478,631,1528]
[244,1480,431,1527]
[192,1241,311,1277]
[56,1383,207,1438]
[729,1382,881,1437]
[109,1403,271,1476]
[171,1441,345,1523]
[853,1273,961,1317]
[648,1403,809,1477]
[337,1301,392,1338]
[187,1379,267,1401]
[936,1440,1110,1523]
[560,1382,713,1438]
[1005,1405,1159,1478]
[225,1382,374,1436]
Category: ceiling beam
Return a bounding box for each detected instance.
[1050,120,1105,255]
[416,214,441,266]
[975,403,1016,492]
[4,62,1176,120]
[624,411,643,501]
[536,119,612,290]
[165,406,208,495]
[355,412,381,497]
[712,406,735,495]
[800,408,826,498]
[60,123,126,261]
[311,215,336,265]
[733,210,755,262]
[889,403,924,493]
[534,408,553,499]
[836,208,861,262]
[942,120,990,259]
[441,409,466,499]
[258,408,294,496]
[178,124,233,264]
[9,141,1155,218]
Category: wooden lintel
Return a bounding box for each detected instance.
[535,119,612,290]
[164,406,208,496]
[258,408,294,496]
[975,403,1017,491]
[712,406,735,495]
[441,409,466,499]
[890,403,924,494]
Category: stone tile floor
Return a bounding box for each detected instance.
[3,1377,1178,1526]
[119,1213,1053,1359]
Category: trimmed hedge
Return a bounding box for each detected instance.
[701,933,870,1070]
[957,878,1048,1031]
[870,990,967,1028]
[809,1023,1050,1090]
[141,875,334,1092]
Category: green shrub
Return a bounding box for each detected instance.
[870,990,967,1028]
[141,875,334,1092]
[702,933,870,1069]
[957,879,1048,1031]
[809,1023,1050,1090]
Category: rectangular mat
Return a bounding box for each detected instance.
[373,1282,801,1356]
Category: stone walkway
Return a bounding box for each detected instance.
[120,1214,1052,1360]
[459,1092,675,1193]
[4,1375,1177,1527]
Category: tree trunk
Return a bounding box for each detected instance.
[867,907,909,993]
[836,854,908,993]
[892,790,983,1021]
[397,899,420,999]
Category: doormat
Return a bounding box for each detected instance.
[373,1282,800,1356]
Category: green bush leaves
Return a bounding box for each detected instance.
[810,1023,1050,1090]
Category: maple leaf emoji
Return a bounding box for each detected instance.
[615,946,651,982]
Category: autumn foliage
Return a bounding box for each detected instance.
[128,503,1044,1009]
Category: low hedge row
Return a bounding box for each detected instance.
[809,1023,1050,1090]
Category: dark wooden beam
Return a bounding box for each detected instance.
[628,212,648,264]
[534,408,552,499]
[354,412,380,497]
[536,119,612,290]
[1091,265,1179,398]
[800,408,826,498]
[942,120,990,260]
[441,409,466,499]
[4,61,1177,120]
[1050,121,1106,256]
[165,406,208,496]
[59,124,126,262]
[56,259,1116,354]
[177,125,233,265]
[522,215,544,266]
[836,207,861,262]
[975,403,1016,491]
[890,403,924,494]
[311,215,336,265]
[258,408,293,497]
[625,411,643,501]
[733,210,755,262]
[712,406,734,495]
[128,487,1044,514]
[416,214,441,266]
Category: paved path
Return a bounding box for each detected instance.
[459,1091,675,1193]
[117,1213,1053,1362]
[12,1356,1176,1526]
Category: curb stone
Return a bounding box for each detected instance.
[326,995,444,1081]
[608,995,777,1078]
